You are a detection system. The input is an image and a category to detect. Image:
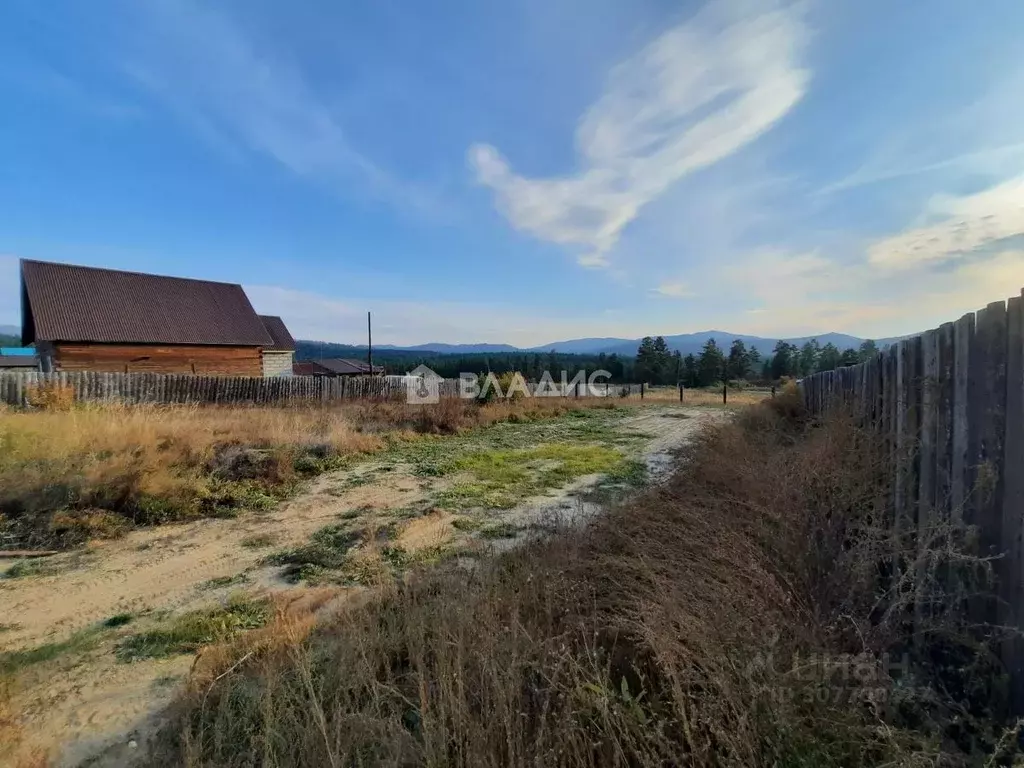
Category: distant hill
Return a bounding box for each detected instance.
[0,325,19,338]
[298,331,904,362]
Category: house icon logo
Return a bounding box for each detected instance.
[407,364,442,404]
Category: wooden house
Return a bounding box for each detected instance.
[20,259,282,375]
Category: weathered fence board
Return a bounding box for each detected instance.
[800,286,1024,713]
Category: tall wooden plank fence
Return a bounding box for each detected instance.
[0,373,630,407]
[0,373,462,406]
[799,288,1024,711]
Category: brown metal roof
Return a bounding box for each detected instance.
[258,315,296,351]
[21,260,274,347]
[294,358,384,376]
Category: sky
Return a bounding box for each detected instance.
[2,0,1024,347]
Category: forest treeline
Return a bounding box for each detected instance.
[296,337,881,386]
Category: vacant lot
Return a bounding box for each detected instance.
[0,398,721,766]
[145,394,1015,768]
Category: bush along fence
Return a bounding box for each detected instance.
[0,371,642,407]
[799,288,1024,712]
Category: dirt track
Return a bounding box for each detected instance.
[0,404,723,766]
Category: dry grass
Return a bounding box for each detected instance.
[641,385,770,406]
[149,393,1010,767]
[0,397,626,549]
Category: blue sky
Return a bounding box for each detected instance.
[2,0,1023,346]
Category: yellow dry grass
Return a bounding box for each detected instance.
[0,397,629,548]
[640,385,770,406]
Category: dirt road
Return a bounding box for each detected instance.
[0,404,723,766]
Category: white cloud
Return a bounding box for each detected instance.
[469,0,809,267]
[868,175,1024,269]
[650,281,695,299]
[122,0,435,212]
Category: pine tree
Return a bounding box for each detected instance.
[727,339,748,381]
[817,343,841,372]
[698,339,725,387]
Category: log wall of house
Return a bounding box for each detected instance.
[52,344,263,376]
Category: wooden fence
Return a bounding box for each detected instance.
[799,288,1024,710]
[0,372,636,407]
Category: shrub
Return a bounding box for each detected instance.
[25,382,75,411]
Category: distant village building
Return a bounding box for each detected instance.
[0,347,39,372]
[19,259,295,377]
[293,358,384,377]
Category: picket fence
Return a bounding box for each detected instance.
[799,288,1024,710]
[0,371,637,407]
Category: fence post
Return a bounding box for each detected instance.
[1002,292,1024,712]
[722,382,727,405]
[679,383,684,402]
[640,382,644,400]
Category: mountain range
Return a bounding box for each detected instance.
[322,330,905,359]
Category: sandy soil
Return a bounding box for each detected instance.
[0,404,722,766]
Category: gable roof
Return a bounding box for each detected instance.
[21,260,274,347]
[259,315,296,351]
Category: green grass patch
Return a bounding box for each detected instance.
[434,443,627,510]
[116,595,271,661]
[606,458,649,487]
[240,533,276,549]
[0,625,105,674]
[199,573,248,591]
[266,524,362,582]
[2,559,49,579]
[478,522,520,540]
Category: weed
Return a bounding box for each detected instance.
[116,595,271,661]
[239,533,276,549]
[434,443,626,510]
[2,560,48,579]
[266,524,362,582]
[102,613,134,628]
[199,574,248,591]
[478,522,519,540]
[0,626,104,675]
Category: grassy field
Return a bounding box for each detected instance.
[0,397,628,550]
[142,392,1014,768]
[1,396,722,765]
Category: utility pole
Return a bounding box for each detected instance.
[367,311,373,374]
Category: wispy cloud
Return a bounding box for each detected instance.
[868,176,1024,270]
[120,0,437,213]
[469,0,809,268]
[650,281,695,299]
